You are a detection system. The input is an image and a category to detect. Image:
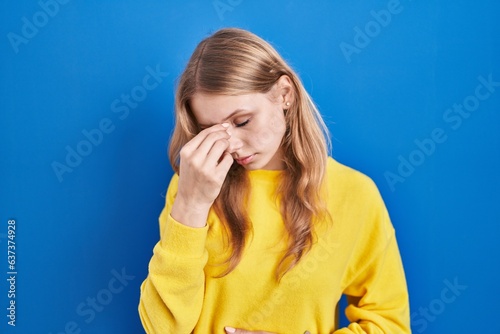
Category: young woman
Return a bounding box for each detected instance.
[139,28,410,334]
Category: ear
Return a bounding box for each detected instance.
[275,75,294,109]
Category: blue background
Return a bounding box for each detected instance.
[1,1,499,333]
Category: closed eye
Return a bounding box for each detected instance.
[235,119,250,127]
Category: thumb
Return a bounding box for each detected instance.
[224,327,251,334]
[224,327,275,334]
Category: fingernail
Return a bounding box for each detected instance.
[221,123,229,128]
[225,327,236,333]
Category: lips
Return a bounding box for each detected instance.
[235,154,255,165]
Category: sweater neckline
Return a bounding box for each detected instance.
[247,168,283,180]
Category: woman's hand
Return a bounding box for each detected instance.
[171,123,234,228]
[224,327,278,334]
[224,326,311,334]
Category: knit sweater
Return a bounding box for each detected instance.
[139,157,410,333]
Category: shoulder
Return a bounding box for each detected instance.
[323,157,394,236]
[325,157,381,202]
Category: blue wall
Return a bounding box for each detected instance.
[1,1,498,333]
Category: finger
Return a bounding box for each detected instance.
[196,130,231,159]
[184,123,229,152]
[225,327,276,334]
[205,136,232,163]
[182,130,229,164]
[216,151,234,175]
[180,131,229,168]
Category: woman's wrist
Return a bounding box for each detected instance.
[171,196,212,228]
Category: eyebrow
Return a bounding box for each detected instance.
[198,108,250,128]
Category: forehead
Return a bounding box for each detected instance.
[190,92,269,124]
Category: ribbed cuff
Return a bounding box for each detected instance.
[159,214,208,258]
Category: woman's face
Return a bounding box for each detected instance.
[190,90,288,170]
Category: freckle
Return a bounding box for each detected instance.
[270,118,276,127]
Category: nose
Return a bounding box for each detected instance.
[225,131,243,154]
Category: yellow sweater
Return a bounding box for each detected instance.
[139,158,410,333]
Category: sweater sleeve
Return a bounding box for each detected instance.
[334,178,410,334]
[138,174,209,334]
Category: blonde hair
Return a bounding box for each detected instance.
[169,28,331,279]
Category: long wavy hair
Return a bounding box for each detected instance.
[169,28,331,279]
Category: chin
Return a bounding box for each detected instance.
[244,160,266,170]
[253,159,281,171]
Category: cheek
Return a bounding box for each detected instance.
[254,112,286,147]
